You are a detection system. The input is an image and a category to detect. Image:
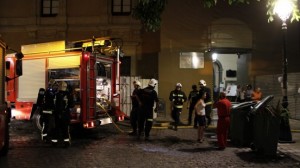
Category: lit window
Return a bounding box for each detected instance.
[41,0,59,17]
[112,0,131,16]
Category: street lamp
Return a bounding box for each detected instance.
[274,0,294,142]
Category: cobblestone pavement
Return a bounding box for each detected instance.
[277,119,300,162]
[0,119,299,168]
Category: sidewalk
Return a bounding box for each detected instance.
[277,119,300,161]
[152,116,300,161]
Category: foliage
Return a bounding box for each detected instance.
[132,0,167,32]
[132,0,300,32]
[202,0,254,8]
[204,0,300,22]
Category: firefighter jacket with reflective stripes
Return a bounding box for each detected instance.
[169,90,187,108]
[138,86,159,109]
[43,87,56,111]
[53,90,74,118]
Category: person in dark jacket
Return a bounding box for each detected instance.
[169,83,187,131]
[37,79,58,141]
[128,80,142,136]
[187,84,199,126]
[137,78,159,140]
[51,81,74,147]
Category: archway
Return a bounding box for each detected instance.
[208,18,252,100]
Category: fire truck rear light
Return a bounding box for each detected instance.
[118,115,124,121]
[83,121,95,129]
[83,53,89,60]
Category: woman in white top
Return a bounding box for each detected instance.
[194,92,206,142]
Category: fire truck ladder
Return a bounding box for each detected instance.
[86,53,97,120]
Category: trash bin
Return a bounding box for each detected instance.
[230,101,256,147]
[251,95,280,156]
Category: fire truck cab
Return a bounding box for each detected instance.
[6,37,125,129]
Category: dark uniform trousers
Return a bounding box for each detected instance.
[51,91,73,145]
[130,106,140,133]
[41,110,53,140]
[52,112,70,143]
[171,107,182,127]
[138,106,153,138]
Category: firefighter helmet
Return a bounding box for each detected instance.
[199,79,206,86]
[176,83,182,88]
[148,78,158,87]
[133,80,141,87]
[58,81,68,91]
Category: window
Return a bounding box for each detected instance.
[41,0,59,17]
[112,0,131,15]
[180,52,204,69]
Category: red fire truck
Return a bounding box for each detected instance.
[5,37,125,130]
[0,39,9,156]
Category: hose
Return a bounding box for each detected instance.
[96,100,126,134]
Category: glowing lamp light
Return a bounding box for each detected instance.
[274,0,294,23]
[212,53,218,62]
[192,54,199,68]
[83,53,89,61]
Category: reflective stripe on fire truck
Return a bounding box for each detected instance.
[42,110,53,114]
[51,139,58,143]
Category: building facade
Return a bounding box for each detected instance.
[1,0,299,118]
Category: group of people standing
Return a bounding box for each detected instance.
[128,78,262,150]
[128,78,215,142]
[168,79,212,130]
[236,84,262,103]
[37,79,74,147]
[128,79,159,141]
[171,79,232,150]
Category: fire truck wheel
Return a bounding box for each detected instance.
[0,121,9,156]
[32,111,43,131]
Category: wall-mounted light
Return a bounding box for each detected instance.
[212,53,218,62]
[278,76,283,83]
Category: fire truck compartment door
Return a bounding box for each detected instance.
[18,59,46,102]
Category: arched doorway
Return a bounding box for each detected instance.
[208,18,252,100]
[213,60,223,101]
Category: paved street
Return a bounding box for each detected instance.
[0,119,299,168]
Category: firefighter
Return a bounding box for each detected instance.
[198,79,212,128]
[51,81,74,147]
[128,80,142,136]
[169,83,187,131]
[137,78,159,140]
[38,79,57,141]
